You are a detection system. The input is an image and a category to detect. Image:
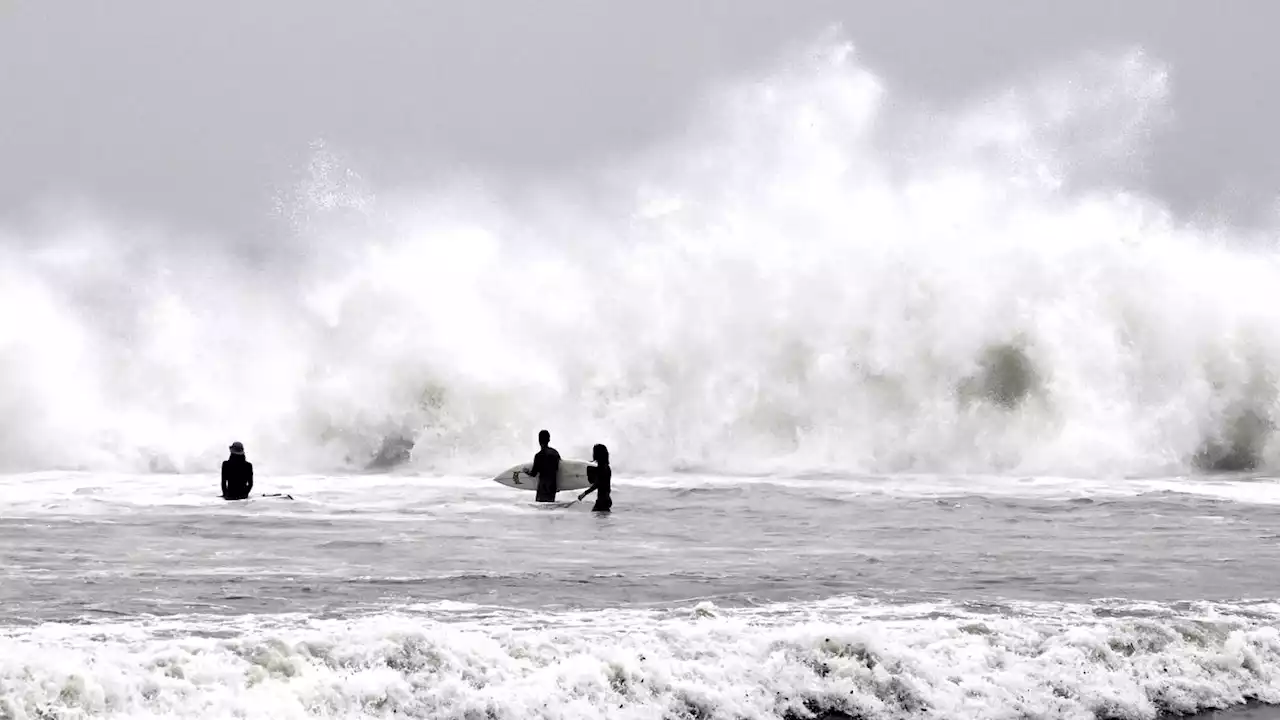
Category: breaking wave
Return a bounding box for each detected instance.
[3,598,1280,720]
[2,37,1279,476]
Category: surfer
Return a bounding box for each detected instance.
[577,443,612,512]
[527,429,561,502]
[220,441,254,500]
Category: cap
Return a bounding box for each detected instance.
[229,441,245,455]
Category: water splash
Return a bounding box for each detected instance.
[1,38,1278,476]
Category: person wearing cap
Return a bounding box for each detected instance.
[221,441,254,500]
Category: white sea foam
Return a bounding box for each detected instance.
[2,599,1279,719]
[2,36,1279,478]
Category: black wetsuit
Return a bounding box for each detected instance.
[529,446,561,502]
[582,464,612,512]
[221,456,254,500]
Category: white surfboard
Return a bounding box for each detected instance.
[491,459,592,492]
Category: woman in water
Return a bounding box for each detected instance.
[578,443,612,512]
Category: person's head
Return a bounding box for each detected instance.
[538,429,550,447]
[593,443,609,466]
[229,441,245,457]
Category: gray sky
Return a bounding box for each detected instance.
[3,0,1280,241]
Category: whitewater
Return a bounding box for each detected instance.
[4,37,1280,719]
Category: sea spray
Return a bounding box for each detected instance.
[1,38,1278,477]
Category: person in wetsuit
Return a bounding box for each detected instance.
[527,429,560,502]
[221,441,254,500]
[577,443,612,512]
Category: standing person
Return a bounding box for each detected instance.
[221,441,254,500]
[527,429,561,503]
[578,443,612,512]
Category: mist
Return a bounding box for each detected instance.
[4,31,1280,476]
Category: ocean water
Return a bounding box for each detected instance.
[5,34,1280,720]
[3,472,1280,719]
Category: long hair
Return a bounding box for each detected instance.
[592,443,610,466]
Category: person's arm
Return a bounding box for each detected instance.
[246,463,254,494]
[221,464,229,497]
[527,453,541,477]
[578,466,598,500]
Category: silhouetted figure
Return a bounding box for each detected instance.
[528,429,560,502]
[578,443,612,512]
[221,441,254,500]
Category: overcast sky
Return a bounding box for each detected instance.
[3,0,1280,241]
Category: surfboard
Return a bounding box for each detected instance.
[491,459,592,492]
[222,493,294,502]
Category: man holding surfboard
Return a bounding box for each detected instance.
[527,429,561,502]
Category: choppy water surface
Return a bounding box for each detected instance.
[4,472,1280,620]
[3,472,1280,719]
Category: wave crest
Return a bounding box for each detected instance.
[3,599,1280,720]
[2,39,1278,476]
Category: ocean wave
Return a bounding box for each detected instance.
[2,599,1279,719]
[2,37,1280,478]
